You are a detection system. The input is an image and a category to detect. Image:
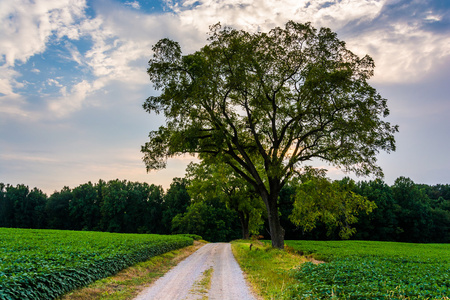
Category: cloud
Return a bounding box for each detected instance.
[47,78,63,87]
[0,0,89,119]
[0,66,28,118]
[3,0,449,118]
[167,0,449,84]
[0,153,58,163]
[0,0,87,66]
[167,0,386,33]
[341,0,450,83]
[125,1,141,9]
[79,2,194,82]
[345,25,450,83]
[48,79,98,117]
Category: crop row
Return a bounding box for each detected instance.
[0,228,193,300]
[285,240,450,299]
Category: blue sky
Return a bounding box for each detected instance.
[1,0,449,194]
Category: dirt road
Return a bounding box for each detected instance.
[134,243,257,300]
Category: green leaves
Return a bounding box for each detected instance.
[0,228,193,299]
[289,168,376,239]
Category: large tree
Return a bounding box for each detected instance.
[142,21,398,248]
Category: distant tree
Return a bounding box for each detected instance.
[46,187,72,230]
[172,197,241,242]
[70,182,102,231]
[27,187,47,228]
[185,161,265,239]
[161,178,191,233]
[353,179,399,241]
[0,184,47,229]
[101,180,128,232]
[142,21,398,248]
[145,184,165,234]
[418,183,450,201]
[7,184,30,228]
[124,181,164,233]
[428,205,450,243]
[277,183,298,240]
[0,183,14,227]
[392,177,433,242]
[123,181,147,233]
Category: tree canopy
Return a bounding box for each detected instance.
[142,21,398,248]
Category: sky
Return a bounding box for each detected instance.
[1,0,449,195]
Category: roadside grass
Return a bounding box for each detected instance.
[59,241,205,300]
[231,240,307,300]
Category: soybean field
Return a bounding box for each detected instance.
[0,228,193,299]
[286,240,450,299]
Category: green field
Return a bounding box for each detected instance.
[285,240,450,299]
[0,228,193,299]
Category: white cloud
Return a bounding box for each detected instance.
[64,41,85,66]
[125,1,141,10]
[73,0,388,101]
[47,78,63,87]
[0,0,87,66]
[168,0,386,33]
[346,23,450,83]
[3,0,448,120]
[0,0,88,119]
[0,66,28,117]
[424,14,442,22]
[48,79,99,117]
[169,0,449,84]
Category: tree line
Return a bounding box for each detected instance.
[1,175,449,243]
[279,176,450,243]
[0,179,240,242]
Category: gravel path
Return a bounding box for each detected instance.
[134,243,256,300]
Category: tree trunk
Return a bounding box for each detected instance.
[238,211,250,240]
[265,193,285,249]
